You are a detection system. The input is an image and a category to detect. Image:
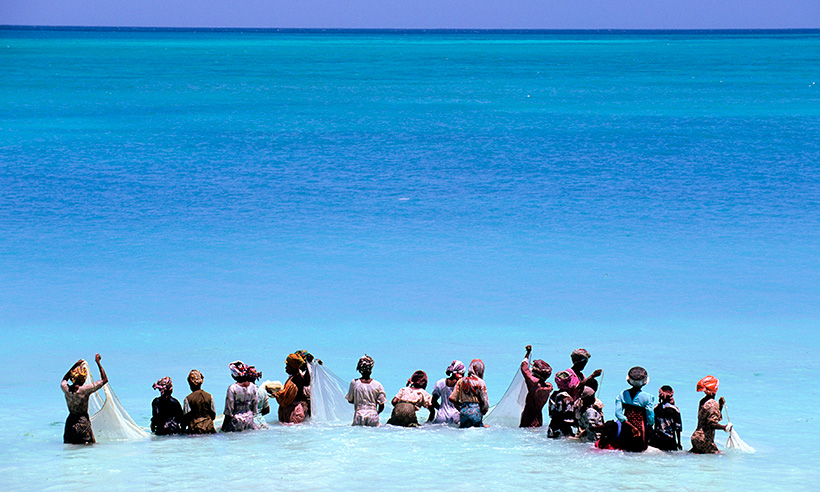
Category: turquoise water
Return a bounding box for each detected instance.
[1,29,819,490]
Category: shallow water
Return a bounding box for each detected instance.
[1,29,819,490]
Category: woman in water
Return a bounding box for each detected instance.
[429,360,464,425]
[182,369,216,434]
[520,345,552,428]
[566,349,603,400]
[150,377,183,435]
[274,353,311,424]
[614,366,655,452]
[547,370,578,438]
[60,354,107,444]
[577,386,605,442]
[388,370,433,427]
[652,385,683,451]
[222,361,261,432]
[449,359,489,428]
[345,355,386,426]
[690,375,731,454]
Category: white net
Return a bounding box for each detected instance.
[309,362,353,423]
[726,427,755,453]
[83,362,150,441]
[484,367,527,427]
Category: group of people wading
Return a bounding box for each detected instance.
[61,348,733,454]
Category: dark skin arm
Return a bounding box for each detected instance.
[95,353,108,385]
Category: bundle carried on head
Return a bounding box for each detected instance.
[627,366,648,388]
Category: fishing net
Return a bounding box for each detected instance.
[726,427,755,453]
[484,366,527,427]
[309,361,353,423]
[83,362,150,441]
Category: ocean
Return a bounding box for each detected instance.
[0,28,818,490]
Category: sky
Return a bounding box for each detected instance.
[0,0,819,29]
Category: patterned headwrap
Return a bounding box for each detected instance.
[229,361,247,379]
[555,370,580,390]
[286,353,306,371]
[153,377,173,393]
[407,370,428,389]
[532,359,552,380]
[468,359,485,379]
[571,348,591,364]
[627,366,649,388]
[69,364,88,385]
[187,370,204,386]
[357,355,375,374]
[659,385,675,405]
[245,365,262,381]
[446,360,465,376]
[696,375,719,394]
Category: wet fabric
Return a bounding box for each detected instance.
[547,390,575,438]
[388,402,421,427]
[578,406,604,442]
[430,378,460,425]
[151,395,183,435]
[64,412,95,444]
[459,402,483,428]
[346,378,386,426]
[279,401,308,424]
[183,389,216,434]
[622,403,650,451]
[222,383,259,432]
[652,402,683,451]
[691,397,722,453]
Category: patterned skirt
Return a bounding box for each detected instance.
[459,402,483,428]
[64,412,95,445]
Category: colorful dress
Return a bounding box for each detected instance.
[449,376,488,428]
[346,379,386,426]
[275,377,310,424]
[690,398,722,454]
[61,379,106,444]
[430,378,460,425]
[183,389,216,434]
[387,387,432,427]
[222,383,259,432]
[520,360,552,428]
[254,389,270,429]
[652,402,683,451]
[151,395,183,435]
[615,389,655,452]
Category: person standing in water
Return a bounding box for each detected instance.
[652,385,683,451]
[388,370,433,427]
[182,369,216,434]
[690,375,731,454]
[566,349,603,401]
[520,345,553,428]
[150,377,183,435]
[222,361,261,432]
[449,359,489,428]
[346,355,386,426]
[547,370,579,438]
[60,354,107,444]
[274,353,311,424]
[429,360,464,425]
[614,366,655,452]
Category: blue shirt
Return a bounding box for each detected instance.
[615,389,655,426]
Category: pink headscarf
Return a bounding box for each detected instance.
[555,370,580,391]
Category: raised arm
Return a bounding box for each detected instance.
[95,354,108,386]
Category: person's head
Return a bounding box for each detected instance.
[555,370,580,391]
[446,360,465,379]
[627,366,648,389]
[285,353,306,376]
[581,385,596,407]
[658,385,675,404]
[585,378,599,392]
[68,363,88,387]
[244,366,262,383]
[598,420,620,447]
[407,370,428,389]
[468,359,485,379]
[357,355,374,378]
[153,377,173,397]
[571,349,591,370]
[532,359,552,382]
[187,369,204,391]
[696,375,719,397]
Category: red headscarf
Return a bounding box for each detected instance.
[696,375,719,394]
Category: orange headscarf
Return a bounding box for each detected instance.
[696,375,719,394]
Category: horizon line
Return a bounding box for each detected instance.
[2,25,820,34]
